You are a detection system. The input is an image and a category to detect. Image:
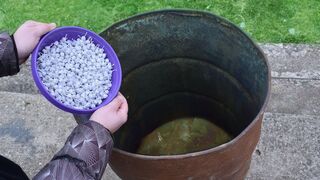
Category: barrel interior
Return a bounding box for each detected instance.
[100,10,269,154]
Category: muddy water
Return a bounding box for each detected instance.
[137,117,233,156]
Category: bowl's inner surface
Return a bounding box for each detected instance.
[100,10,269,154]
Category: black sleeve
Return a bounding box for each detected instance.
[0,32,20,77]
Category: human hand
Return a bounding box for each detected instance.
[90,93,128,133]
[14,20,56,64]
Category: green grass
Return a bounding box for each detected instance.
[0,0,319,43]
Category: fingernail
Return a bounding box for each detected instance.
[50,23,56,27]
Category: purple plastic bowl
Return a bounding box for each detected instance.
[31,26,122,114]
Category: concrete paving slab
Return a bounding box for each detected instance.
[260,44,320,80]
[267,78,320,116]
[0,60,38,94]
[0,91,76,178]
[247,112,320,180]
[0,91,120,179]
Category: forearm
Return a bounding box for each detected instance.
[33,121,113,180]
[0,32,19,77]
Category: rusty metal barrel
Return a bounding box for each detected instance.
[99,9,270,179]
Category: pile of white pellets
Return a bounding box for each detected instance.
[37,36,113,109]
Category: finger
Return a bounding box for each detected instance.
[33,23,56,36]
[118,99,129,114]
[24,20,38,26]
[117,94,128,114]
[117,92,125,99]
[34,21,56,28]
[107,94,123,110]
